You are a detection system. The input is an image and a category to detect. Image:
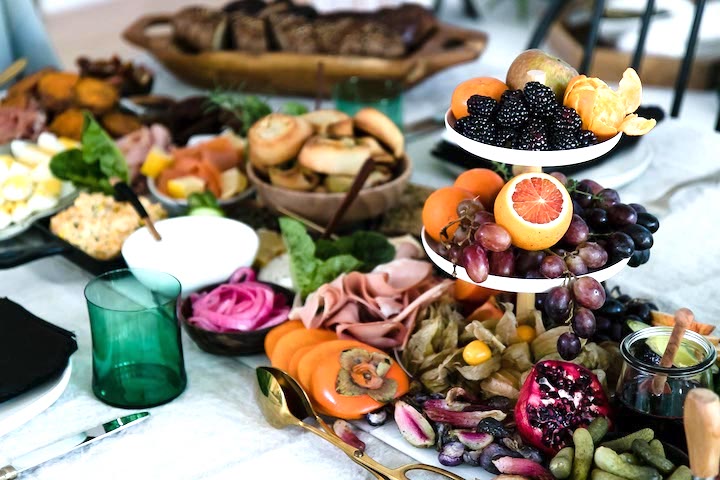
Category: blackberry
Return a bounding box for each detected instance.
[550,132,580,150]
[552,106,582,133]
[496,91,529,129]
[524,82,557,118]
[577,130,598,147]
[456,115,483,134]
[496,127,516,148]
[513,122,549,151]
[466,95,498,118]
[459,116,497,145]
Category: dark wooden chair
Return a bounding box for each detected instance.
[527,0,714,128]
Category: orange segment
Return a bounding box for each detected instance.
[620,114,656,136]
[617,68,642,114]
[493,172,572,251]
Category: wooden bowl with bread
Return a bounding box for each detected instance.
[246,107,411,226]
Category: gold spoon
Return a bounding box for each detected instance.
[0,59,28,88]
[255,367,465,480]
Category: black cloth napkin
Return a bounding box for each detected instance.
[432,105,666,176]
[0,298,77,403]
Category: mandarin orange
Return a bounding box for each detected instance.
[451,77,508,119]
[422,186,474,242]
[453,168,506,210]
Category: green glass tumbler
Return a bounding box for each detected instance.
[85,268,186,408]
[333,77,403,129]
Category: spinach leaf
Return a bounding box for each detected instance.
[315,231,395,272]
[281,101,309,116]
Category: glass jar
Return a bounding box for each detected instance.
[615,326,716,451]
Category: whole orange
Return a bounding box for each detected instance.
[454,279,498,304]
[453,168,506,210]
[422,186,474,242]
[451,77,509,119]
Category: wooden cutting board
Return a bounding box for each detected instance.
[123,13,487,96]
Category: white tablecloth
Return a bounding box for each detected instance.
[1,2,719,479]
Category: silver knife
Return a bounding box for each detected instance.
[0,412,150,479]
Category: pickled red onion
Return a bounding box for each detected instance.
[189,268,290,333]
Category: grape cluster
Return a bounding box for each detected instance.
[551,173,660,272]
[592,286,658,343]
[538,277,607,360]
[455,82,599,150]
[438,199,514,284]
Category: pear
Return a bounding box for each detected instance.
[506,49,579,101]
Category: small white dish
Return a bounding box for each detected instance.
[122,216,259,293]
[444,109,622,167]
[146,177,254,215]
[0,361,72,438]
[421,228,630,293]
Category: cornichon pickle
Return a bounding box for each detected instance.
[573,428,594,480]
[631,439,675,475]
[666,465,692,480]
[586,417,610,444]
[648,439,665,458]
[591,470,626,480]
[594,446,662,480]
[601,428,654,452]
[549,446,573,479]
[619,452,641,465]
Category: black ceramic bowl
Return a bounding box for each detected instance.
[179,281,295,356]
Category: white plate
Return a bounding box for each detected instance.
[0,361,72,438]
[422,228,629,293]
[444,109,622,167]
[0,184,77,242]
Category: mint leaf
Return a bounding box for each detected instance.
[316,231,395,271]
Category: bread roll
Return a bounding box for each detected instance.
[300,110,351,135]
[327,118,354,137]
[298,136,371,176]
[248,113,313,167]
[353,108,404,157]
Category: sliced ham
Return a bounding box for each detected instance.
[0,106,46,144]
[290,259,452,350]
[117,124,172,181]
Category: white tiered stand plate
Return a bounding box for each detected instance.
[444,109,622,167]
[422,228,630,293]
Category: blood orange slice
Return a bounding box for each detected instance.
[493,172,572,251]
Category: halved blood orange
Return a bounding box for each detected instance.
[493,172,572,251]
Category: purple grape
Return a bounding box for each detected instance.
[545,286,572,321]
[550,171,568,185]
[475,222,512,252]
[540,255,566,279]
[607,203,638,227]
[457,199,483,217]
[636,212,659,233]
[585,208,609,230]
[622,224,653,250]
[535,294,546,311]
[572,307,597,338]
[595,315,611,332]
[461,245,489,283]
[557,332,582,360]
[594,188,620,209]
[577,242,609,269]
[562,214,590,246]
[579,179,604,194]
[489,250,515,277]
[609,322,624,342]
[447,245,463,264]
[515,250,545,274]
[629,203,647,214]
[571,190,593,208]
[565,254,588,275]
[572,277,606,310]
[607,232,635,259]
[473,211,495,227]
[453,225,470,244]
[525,269,543,279]
[628,248,650,267]
[572,199,585,217]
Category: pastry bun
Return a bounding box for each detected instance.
[248,113,312,167]
[300,109,351,135]
[353,107,404,157]
[298,136,371,176]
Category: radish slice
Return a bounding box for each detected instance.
[189,268,290,333]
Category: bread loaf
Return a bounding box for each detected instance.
[172,6,228,52]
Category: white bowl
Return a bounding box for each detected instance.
[421,228,629,293]
[122,216,259,293]
[444,109,622,167]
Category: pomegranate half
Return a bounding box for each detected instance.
[514,360,611,455]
